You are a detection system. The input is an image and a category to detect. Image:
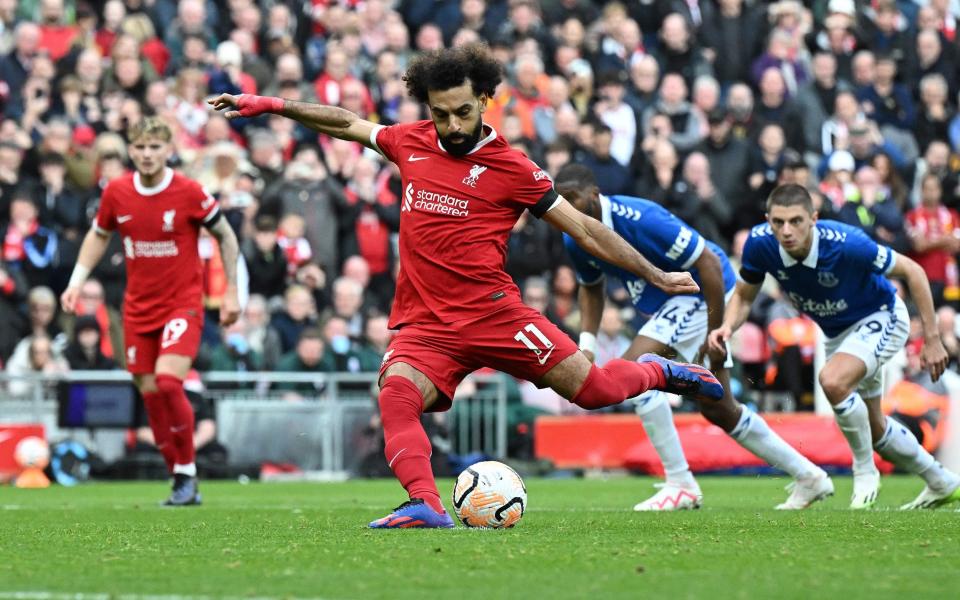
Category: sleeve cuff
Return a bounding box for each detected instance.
[739,267,765,285]
[531,188,560,218]
[369,125,386,157]
[680,236,706,270]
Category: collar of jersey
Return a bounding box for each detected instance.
[779,226,820,268]
[599,194,613,228]
[436,124,498,155]
[133,167,174,196]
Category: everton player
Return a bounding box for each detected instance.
[709,184,960,510]
[556,165,832,511]
[210,44,723,529]
[61,117,241,506]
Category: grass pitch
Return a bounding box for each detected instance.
[0,476,957,599]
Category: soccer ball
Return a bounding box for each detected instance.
[452,461,526,528]
[14,436,50,469]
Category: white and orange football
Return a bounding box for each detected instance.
[452,461,527,529]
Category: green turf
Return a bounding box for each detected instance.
[0,476,957,599]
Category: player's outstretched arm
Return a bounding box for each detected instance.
[61,227,111,313]
[206,217,241,327]
[577,281,605,362]
[543,197,700,295]
[707,280,761,356]
[889,252,950,381]
[207,94,379,150]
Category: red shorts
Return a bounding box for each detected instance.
[124,308,204,375]
[379,301,578,412]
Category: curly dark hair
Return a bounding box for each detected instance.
[403,43,503,104]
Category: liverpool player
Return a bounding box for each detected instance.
[210,44,722,528]
[61,117,241,506]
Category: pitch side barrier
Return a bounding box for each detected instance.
[0,371,509,479]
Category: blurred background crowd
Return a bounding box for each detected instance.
[2,0,960,424]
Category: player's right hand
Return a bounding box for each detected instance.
[707,325,732,357]
[60,286,80,314]
[656,272,700,295]
[207,94,283,119]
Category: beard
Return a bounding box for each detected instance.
[439,121,483,157]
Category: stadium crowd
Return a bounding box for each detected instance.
[1,0,960,416]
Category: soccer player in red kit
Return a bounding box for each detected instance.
[210,44,721,528]
[61,117,241,506]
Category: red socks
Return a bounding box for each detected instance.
[237,94,285,117]
[379,376,445,514]
[141,390,175,472]
[155,374,195,468]
[572,360,666,410]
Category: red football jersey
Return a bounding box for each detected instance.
[371,120,558,327]
[94,168,220,331]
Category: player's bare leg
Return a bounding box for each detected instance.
[141,354,201,507]
[819,353,880,508]
[369,362,454,529]
[861,394,960,510]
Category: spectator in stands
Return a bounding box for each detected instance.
[637,139,698,224]
[506,208,565,285]
[59,278,123,366]
[864,1,909,69]
[748,123,789,210]
[5,332,68,397]
[726,82,758,140]
[322,316,380,373]
[275,327,333,395]
[641,72,703,154]
[164,0,217,66]
[837,166,906,250]
[850,50,876,91]
[0,257,27,362]
[625,54,660,117]
[63,315,116,371]
[871,151,911,210]
[594,305,631,367]
[755,67,805,152]
[796,52,851,157]
[242,294,282,370]
[360,313,392,359]
[699,106,751,235]
[208,317,263,373]
[594,70,639,167]
[858,54,915,131]
[700,0,763,85]
[0,23,39,116]
[653,13,712,87]
[271,284,318,354]
[682,151,732,248]
[244,214,288,300]
[905,174,960,307]
[908,29,956,100]
[751,28,809,97]
[522,275,573,339]
[328,276,365,339]
[581,122,631,196]
[917,74,953,154]
[261,145,346,278]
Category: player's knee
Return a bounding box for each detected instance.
[155,374,182,396]
[378,376,425,424]
[818,369,852,402]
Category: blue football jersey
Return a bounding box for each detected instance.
[564,195,737,316]
[740,219,897,337]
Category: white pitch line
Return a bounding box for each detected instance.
[0,592,343,600]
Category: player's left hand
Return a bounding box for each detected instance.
[655,272,700,295]
[220,287,241,327]
[921,337,950,382]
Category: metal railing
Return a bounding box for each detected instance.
[0,370,508,478]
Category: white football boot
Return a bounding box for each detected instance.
[901,471,960,510]
[849,469,881,510]
[633,482,703,511]
[775,470,835,510]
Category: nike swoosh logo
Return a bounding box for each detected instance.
[538,346,555,366]
[408,154,428,162]
[117,215,133,223]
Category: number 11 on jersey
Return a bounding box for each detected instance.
[514,323,554,361]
